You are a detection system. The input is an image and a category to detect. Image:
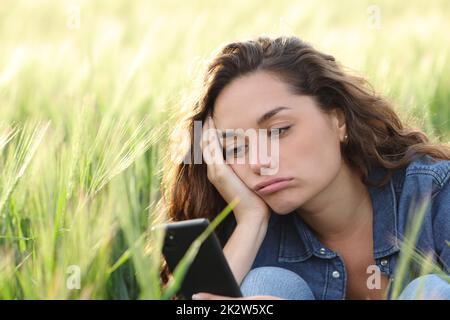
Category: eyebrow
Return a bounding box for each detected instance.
[220,106,292,139]
[256,106,291,125]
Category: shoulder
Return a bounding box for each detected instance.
[396,154,450,218]
[405,154,450,189]
[399,155,450,272]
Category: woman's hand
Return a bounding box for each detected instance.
[201,115,270,225]
[192,292,283,300]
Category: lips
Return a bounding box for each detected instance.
[253,177,294,195]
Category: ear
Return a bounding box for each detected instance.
[330,108,347,140]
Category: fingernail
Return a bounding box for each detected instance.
[192,293,200,300]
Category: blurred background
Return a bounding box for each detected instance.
[0,0,449,299]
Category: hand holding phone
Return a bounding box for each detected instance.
[159,218,243,299]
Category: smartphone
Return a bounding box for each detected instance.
[158,218,243,299]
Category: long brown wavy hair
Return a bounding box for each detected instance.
[156,35,450,290]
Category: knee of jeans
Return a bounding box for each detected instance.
[408,274,447,289]
[240,266,315,300]
[399,274,450,300]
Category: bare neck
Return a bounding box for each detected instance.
[296,162,373,244]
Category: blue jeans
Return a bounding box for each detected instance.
[397,274,450,300]
[240,267,450,300]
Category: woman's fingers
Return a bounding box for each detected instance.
[208,116,224,149]
[243,295,284,300]
[192,292,239,300]
[202,116,235,186]
[192,292,283,300]
[202,116,224,166]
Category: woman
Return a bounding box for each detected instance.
[159,35,450,300]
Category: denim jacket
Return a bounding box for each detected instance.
[217,154,450,300]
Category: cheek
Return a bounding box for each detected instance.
[286,122,342,181]
[228,163,250,184]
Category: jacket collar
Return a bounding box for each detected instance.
[278,166,402,263]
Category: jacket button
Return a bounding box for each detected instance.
[332,271,340,278]
[380,259,388,266]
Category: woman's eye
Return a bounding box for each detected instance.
[269,126,291,137]
[225,145,247,158]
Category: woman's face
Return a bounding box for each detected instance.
[212,71,347,214]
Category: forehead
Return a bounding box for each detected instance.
[212,71,297,130]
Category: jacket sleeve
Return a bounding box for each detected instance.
[432,175,450,274]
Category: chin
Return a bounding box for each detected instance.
[268,202,299,215]
[266,190,307,215]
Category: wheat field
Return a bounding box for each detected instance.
[0,0,449,299]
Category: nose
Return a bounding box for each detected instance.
[249,145,273,175]
[248,135,280,176]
